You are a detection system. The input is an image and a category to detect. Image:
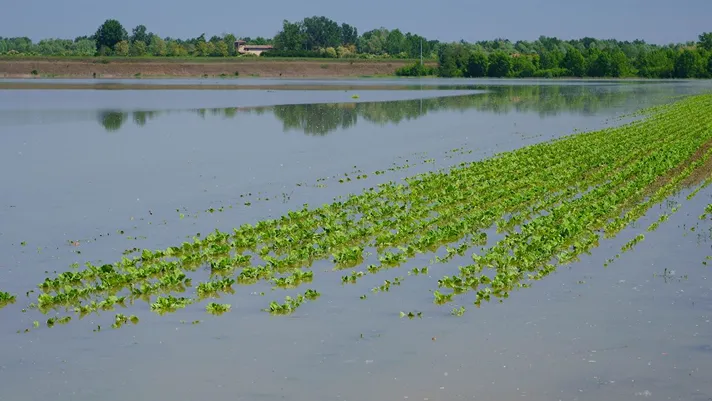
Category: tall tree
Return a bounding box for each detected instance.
[487,51,512,77]
[635,48,674,78]
[223,33,236,55]
[130,25,149,44]
[466,51,488,77]
[698,32,712,51]
[358,28,389,54]
[511,55,536,77]
[563,48,585,76]
[94,19,128,51]
[340,23,358,45]
[586,48,611,77]
[273,20,305,51]
[609,50,630,77]
[302,16,340,50]
[437,44,468,77]
[148,35,167,56]
[539,48,564,70]
[674,49,705,78]
[385,29,405,55]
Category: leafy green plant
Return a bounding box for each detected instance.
[6,94,712,331]
[206,303,231,315]
[0,292,16,309]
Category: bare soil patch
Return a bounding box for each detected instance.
[0,58,436,78]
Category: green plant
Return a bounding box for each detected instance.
[0,292,16,309]
[206,303,231,315]
[6,94,712,332]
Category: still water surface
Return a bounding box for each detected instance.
[1,79,711,401]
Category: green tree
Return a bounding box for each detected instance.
[114,40,129,56]
[167,41,187,57]
[511,55,536,77]
[673,49,704,78]
[539,48,564,70]
[698,32,712,51]
[129,40,147,56]
[563,48,585,76]
[386,29,405,55]
[437,44,468,77]
[148,35,166,56]
[466,51,488,77]
[302,16,341,50]
[636,48,674,78]
[341,23,358,45]
[213,41,229,57]
[403,33,434,59]
[487,51,512,77]
[358,28,389,54]
[273,20,305,51]
[94,19,128,51]
[73,39,97,56]
[609,50,630,77]
[223,33,236,56]
[130,25,149,44]
[586,49,611,77]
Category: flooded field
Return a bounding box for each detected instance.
[1,79,712,401]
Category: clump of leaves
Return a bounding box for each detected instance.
[150,296,192,315]
[0,292,16,309]
[206,303,231,315]
[112,314,139,329]
[451,306,466,316]
[266,289,320,315]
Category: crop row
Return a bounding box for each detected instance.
[4,94,712,331]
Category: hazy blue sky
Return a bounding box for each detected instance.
[2,0,709,44]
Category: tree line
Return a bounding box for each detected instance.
[433,33,712,79]
[1,17,711,79]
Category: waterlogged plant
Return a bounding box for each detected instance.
[5,94,712,331]
[112,314,139,329]
[0,292,16,309]
[206,303,231,315]
[451,306,466,316]
[266,289,320,315]
[273,269,313,288]
[267,295,304,315]
[196,278,236,299]
[150,296,192,315]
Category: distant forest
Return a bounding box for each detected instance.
[1,16,711,79]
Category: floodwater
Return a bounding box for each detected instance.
[1,79,712,401]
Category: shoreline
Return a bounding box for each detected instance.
[0,58,435,79]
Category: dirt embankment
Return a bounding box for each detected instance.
[0,58,437,78]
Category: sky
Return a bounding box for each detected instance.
[2,0,709,44]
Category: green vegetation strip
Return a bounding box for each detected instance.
[7,94,712,331]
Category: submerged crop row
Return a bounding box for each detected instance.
[7,93,712,332]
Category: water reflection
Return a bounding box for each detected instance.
[94,84,693,134]
[99,111,128,132]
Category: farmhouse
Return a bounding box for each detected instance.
[235,40,273,56]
